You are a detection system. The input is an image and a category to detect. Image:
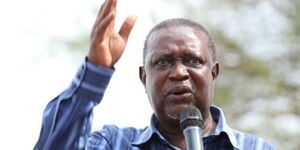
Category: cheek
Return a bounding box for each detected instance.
[190,68,209,87]
[145,71,171,118]
[146,70,169,92]
[189,69,212,103]
[145,70,169,105]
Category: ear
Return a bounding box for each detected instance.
[212,62,219,81]
[139,66,146,86]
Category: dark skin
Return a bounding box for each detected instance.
[88,0,136,67]
[139,26,219,149]
[88,0,219,149]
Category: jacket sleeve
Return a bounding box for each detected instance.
[34,58,115,150]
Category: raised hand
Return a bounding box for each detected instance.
[88,0,137,68]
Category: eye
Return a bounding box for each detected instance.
[183,56,202,67]
[155,57,173,69]
[157,58,171,65]
[189,59,200,64]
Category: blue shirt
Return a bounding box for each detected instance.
[34,59,275,150]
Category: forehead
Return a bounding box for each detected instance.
[146,26,207,56]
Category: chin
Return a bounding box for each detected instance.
[166,113,180,121]
[164,105,187,122]
[164,113,181,127]
[166,103,193,116]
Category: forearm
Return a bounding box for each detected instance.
[34,58,114,150]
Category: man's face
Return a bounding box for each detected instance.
[140,26,219,125]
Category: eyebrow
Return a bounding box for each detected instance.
[150,51,205,63]
[151,49,202,56]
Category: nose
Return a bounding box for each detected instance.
[169,63,190,81]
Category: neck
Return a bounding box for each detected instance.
[156,109,216,149]
[156,119,185,149]
[202,112,217,137]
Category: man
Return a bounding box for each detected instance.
[34,0,275,149]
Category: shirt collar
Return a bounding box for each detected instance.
[210,105,240,149]
[131,115,165,145]
[131,106,240,150]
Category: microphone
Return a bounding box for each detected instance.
[180,106,204,150]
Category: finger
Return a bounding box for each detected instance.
[103,0,117,40]
[94,12,115,42]
[91,0,107,31]
[99,0,117,21]
[98,0,107,17]
[119,15,137,42]
[94,0,117,31]
[94,0,107,23]
[104,9,116,40]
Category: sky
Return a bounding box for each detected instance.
[0,0,187,149]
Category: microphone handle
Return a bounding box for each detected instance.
[183,126,204,150]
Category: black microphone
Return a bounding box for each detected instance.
[180,106,204,150]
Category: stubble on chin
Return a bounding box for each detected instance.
[166,111,180,121]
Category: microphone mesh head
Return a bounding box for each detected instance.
[180,106,204,130]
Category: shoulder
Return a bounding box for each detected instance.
[86,125,147,149]
[232,129,276,150]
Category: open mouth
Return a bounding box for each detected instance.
[167,87,193,96]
